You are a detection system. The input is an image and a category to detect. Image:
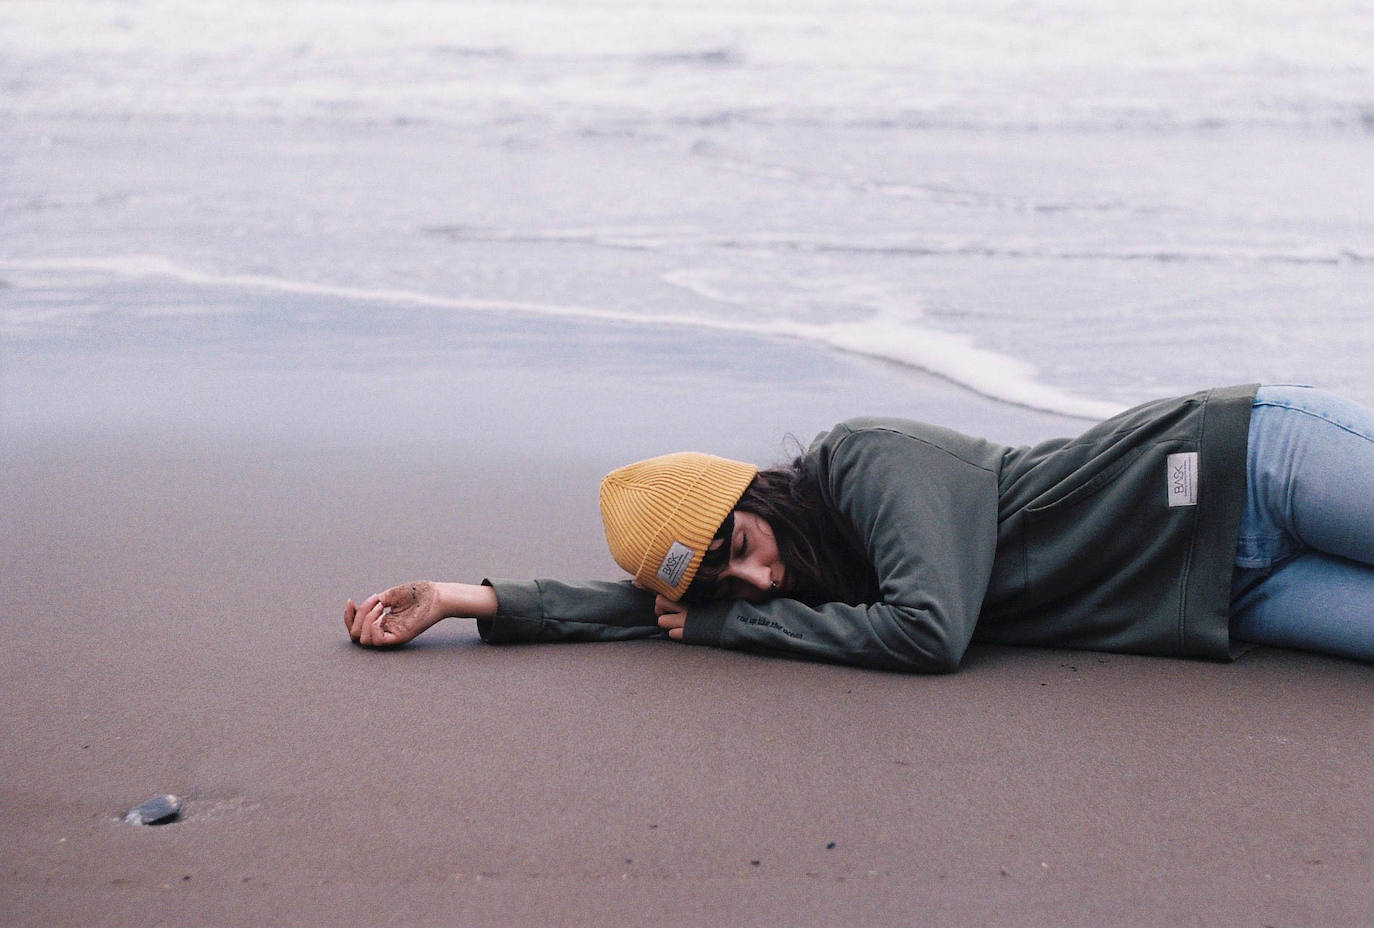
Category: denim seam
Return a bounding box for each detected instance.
[1251,400,1374,443]
[1235,530,1292,569]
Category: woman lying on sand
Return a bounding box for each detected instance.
[345,385,1374,671]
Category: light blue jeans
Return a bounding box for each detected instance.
[1229,385,1374,660]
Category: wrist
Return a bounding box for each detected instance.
[436,581,499,619]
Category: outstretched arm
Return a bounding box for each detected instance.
[345,581,497,647]
[345,578,663,648]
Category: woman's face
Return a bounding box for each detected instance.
[709,511,787,601]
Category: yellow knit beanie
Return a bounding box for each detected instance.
[599,452,759,599]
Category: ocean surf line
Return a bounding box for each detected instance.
[3,254,1124,420]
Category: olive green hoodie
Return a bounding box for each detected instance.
[481,385,1256,673]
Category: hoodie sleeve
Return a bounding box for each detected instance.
[681,426,1001,673]
[476,578,664,644]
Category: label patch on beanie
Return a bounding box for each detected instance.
[1166,452,1198,507]
[656,541,695,588]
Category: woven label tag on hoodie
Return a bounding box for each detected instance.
[656,541,695,588]
[1166,452,1198,507]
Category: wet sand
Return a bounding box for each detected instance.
[2,328,1371,927]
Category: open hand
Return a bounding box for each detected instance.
[345,581,444,647]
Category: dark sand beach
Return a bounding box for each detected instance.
[3,320,1371,927]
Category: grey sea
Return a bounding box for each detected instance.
[4,0,1373,440]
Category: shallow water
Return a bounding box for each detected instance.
[3,0,1372,423]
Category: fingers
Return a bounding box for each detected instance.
[347,585,428,647]
[654,594,687,642]
[359,598,386,646]
[346,595,372,641]
[347,594,383,645]
[370,601,392,646]
[658,613,686,641]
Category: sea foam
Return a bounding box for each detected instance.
[2,255,1125,419]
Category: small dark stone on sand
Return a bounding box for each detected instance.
[750,859,761,866]
[124,794,182,825]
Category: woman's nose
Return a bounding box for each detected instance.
[733,561,772,593]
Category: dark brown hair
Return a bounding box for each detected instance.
[683,456,877,606]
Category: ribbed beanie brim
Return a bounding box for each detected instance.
[599,452,759,599]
